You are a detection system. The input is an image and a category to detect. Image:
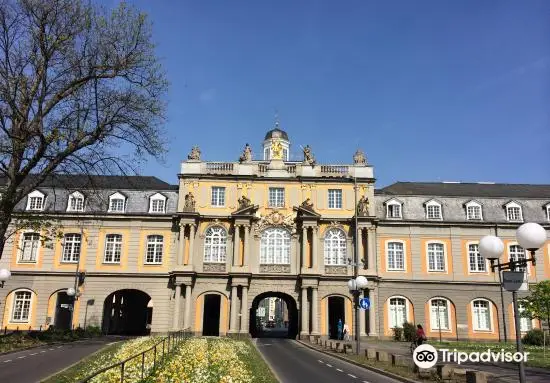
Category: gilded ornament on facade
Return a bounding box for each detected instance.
[271,139,283,159]
[254,210,297,236]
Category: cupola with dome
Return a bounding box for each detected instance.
[262,121,290,161]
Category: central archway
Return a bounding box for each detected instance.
[102,289,152,335]
[250,292,298,339]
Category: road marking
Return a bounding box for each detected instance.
[30,353,37,355]
[317,360,324,363]
[336,368,343,372]
[49,348,55,350]
[363,381,370,383]
[326,364,332,367]
[348,374,357,378]
[57,346,62,349]
[3,360,12,363]
[40,350,46,353]
[17,356,26,359]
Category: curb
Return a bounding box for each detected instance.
[39,340,123,382]
[250,338,283,383]
[296,340,420,383]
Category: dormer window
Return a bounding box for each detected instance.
[505,202,523,222]
[149,193,166,213]
[26,190,45,211]
[67,191,85,212]
[385,199,403,219]
[425,200,442,220]
[545,204,550,221]
[108,192,126,213]
[465,201,482,220]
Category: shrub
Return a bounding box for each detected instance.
[392,327,403,341]
[403,322,416,342]
[522,329,545,346]
[85,326,102,337]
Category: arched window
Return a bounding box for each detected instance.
[260,228,290,264]
[324,228,347,265]
[145,235,164,264]
[388,297,408,328]
[429,298,450,330]
[472,299,491,331]
[204,226,227,263]
[11,290,33,322]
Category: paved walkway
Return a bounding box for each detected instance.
[359,340,550,383]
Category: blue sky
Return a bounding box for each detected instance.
[120,0,549,187]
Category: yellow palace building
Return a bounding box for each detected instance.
[1,123,549,341]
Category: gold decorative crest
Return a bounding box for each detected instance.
[271,140,283,159]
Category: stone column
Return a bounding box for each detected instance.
[240,286,249,333]
[172,284,182,330]
[233,225,241,266]
[301,226,308,268]
[311,287,319,335]
[368,288,377,336]
[312,227,318,269]
[183,284,192,330]
[357,228,364,268]
[367,228,375,271]
[229,285,238,333]
[188,224,196,265]
[359,290,367,337]
[177,224,186,266]
[300,287,309,336]
[243,225,250,267]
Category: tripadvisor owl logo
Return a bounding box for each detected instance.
[413,344,438,368]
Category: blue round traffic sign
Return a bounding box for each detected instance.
[359,297,370,310]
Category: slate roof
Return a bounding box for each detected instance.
[376,182,550,199]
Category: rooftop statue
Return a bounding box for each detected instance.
[357,195,369,216]
[302,145,316,166]
[187,146,201,161]
[239,143,252,163]
[238,195,252,209]
[353,149,366,165]
[301,198,314,209]
[184,192,196,210]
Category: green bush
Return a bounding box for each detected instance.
[403,322,416,342]
[85,326,102,337]
[392,327,403,341]
[522,329,545,346]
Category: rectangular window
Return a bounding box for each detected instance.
[509,245,527,273]
[328,189,342,209]
[427,205,442,219]
[19,233,40,263]
[62,234,81,263]
[473,301,491,331]
[427,243,445,272]
[468,244,486,272]
[150,199,165,213]
[11,291,32,322]
[387,242,405,271]
[29,196,43,210]
[104,234,122,263]
[268,187,285,208]
[211,187,225,207]
[145,235,163,264]
[507,206,522,221]
[430,300,449,330]
[467,205,481,220]
[387,204,401,218]
[109,198,125,212]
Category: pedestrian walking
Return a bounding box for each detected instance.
[343,322,350,341]
[337,319,343,340]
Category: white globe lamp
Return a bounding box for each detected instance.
[355,275,368,289]
[479,235,504,261]
[347,279,357,292]
[0,268,10,287]
[66,287,76,297]
[516,223,547,251]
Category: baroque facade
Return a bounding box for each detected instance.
[1,126,549,341]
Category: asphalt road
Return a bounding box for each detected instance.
[0,337,118,383]
[255,338,402,383]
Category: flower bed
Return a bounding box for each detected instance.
[147,337,274,383]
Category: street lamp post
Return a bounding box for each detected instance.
[0,268,10,288]
[65,226,85,330]
[348,275,368,355]
[479,222,547,383]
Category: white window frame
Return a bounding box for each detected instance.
[145,235,163,264]
[386,240,405,271]
[505,202,523,222]
[62,233,81,263]
[26,190,45,211]
[260,228,291,264]
[328,189,343,209]
[108,192,126,213]
[465,201,483,220]
[425,200,442,220]
[204,226,227,263]
[211,186,225,207]
[508,243,528,274]
[67,191,85,212]
[545,204,550,221]
[388,296,409,329]
[148,193,167,213]
[429,298,451,331]
[323,228,347,265]
[467,242,487,273]
[427,241,446,272]
[386,200,402,219]
[472,299,492,332]
[518,303,533,332]
[17,231,40,264]
[268,187,285,208]
[10,290,33,323]
[104,234,123,263]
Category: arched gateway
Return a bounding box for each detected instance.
[102,289,152,335]
[249,291,298,338]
